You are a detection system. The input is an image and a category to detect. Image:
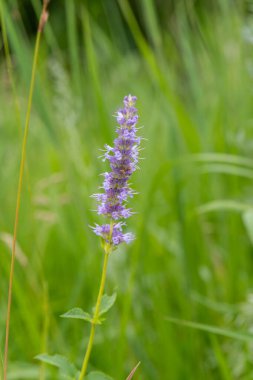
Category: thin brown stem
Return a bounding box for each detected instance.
[3,2,49,379]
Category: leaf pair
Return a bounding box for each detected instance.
[60,293,117,324]
[36,354,140,380]
[36,293,117,378]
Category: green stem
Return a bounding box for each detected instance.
[78,245,111,380]
[3,3,49,379]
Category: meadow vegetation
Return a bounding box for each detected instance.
[1,1,253,379]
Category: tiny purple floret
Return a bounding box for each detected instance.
[91,95,141,247]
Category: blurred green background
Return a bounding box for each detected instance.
[1,0,253,379]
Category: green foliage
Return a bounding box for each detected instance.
[61,309,93,323]
[242,210,253,246]
[60,293,116,326]
[167,317,253,343]
[4,363,40,379]
[35,354,78,379]
[85,372,113,380]
[1,0,253,379]
[93,293,117,317]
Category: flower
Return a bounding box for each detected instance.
[91,223,135,246]
[91,95,141,247]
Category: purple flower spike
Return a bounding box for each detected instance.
[91,95,141,247]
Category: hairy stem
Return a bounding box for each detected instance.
[78,244,111,380]
[3,3,49,379]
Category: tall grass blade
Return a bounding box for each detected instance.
[167,317,253,342]
[65,0,82,95]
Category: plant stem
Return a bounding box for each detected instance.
[3,3,49,379]
[78,245,111,380]
[0,0,32,197]
[0,0,22,131]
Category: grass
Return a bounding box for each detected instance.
[1,0,253,379]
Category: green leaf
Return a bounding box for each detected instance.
[243,210,253,246]
[196,200,253,215]
[94,293,117,317]
[189,153,253,168]
[60,308,93,323]
[85,371,114,380]
[35,354,77,378]
[166,317,253,342]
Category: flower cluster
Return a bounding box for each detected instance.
[91,95,141,246]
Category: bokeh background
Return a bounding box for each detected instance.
[1,0,253,379]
